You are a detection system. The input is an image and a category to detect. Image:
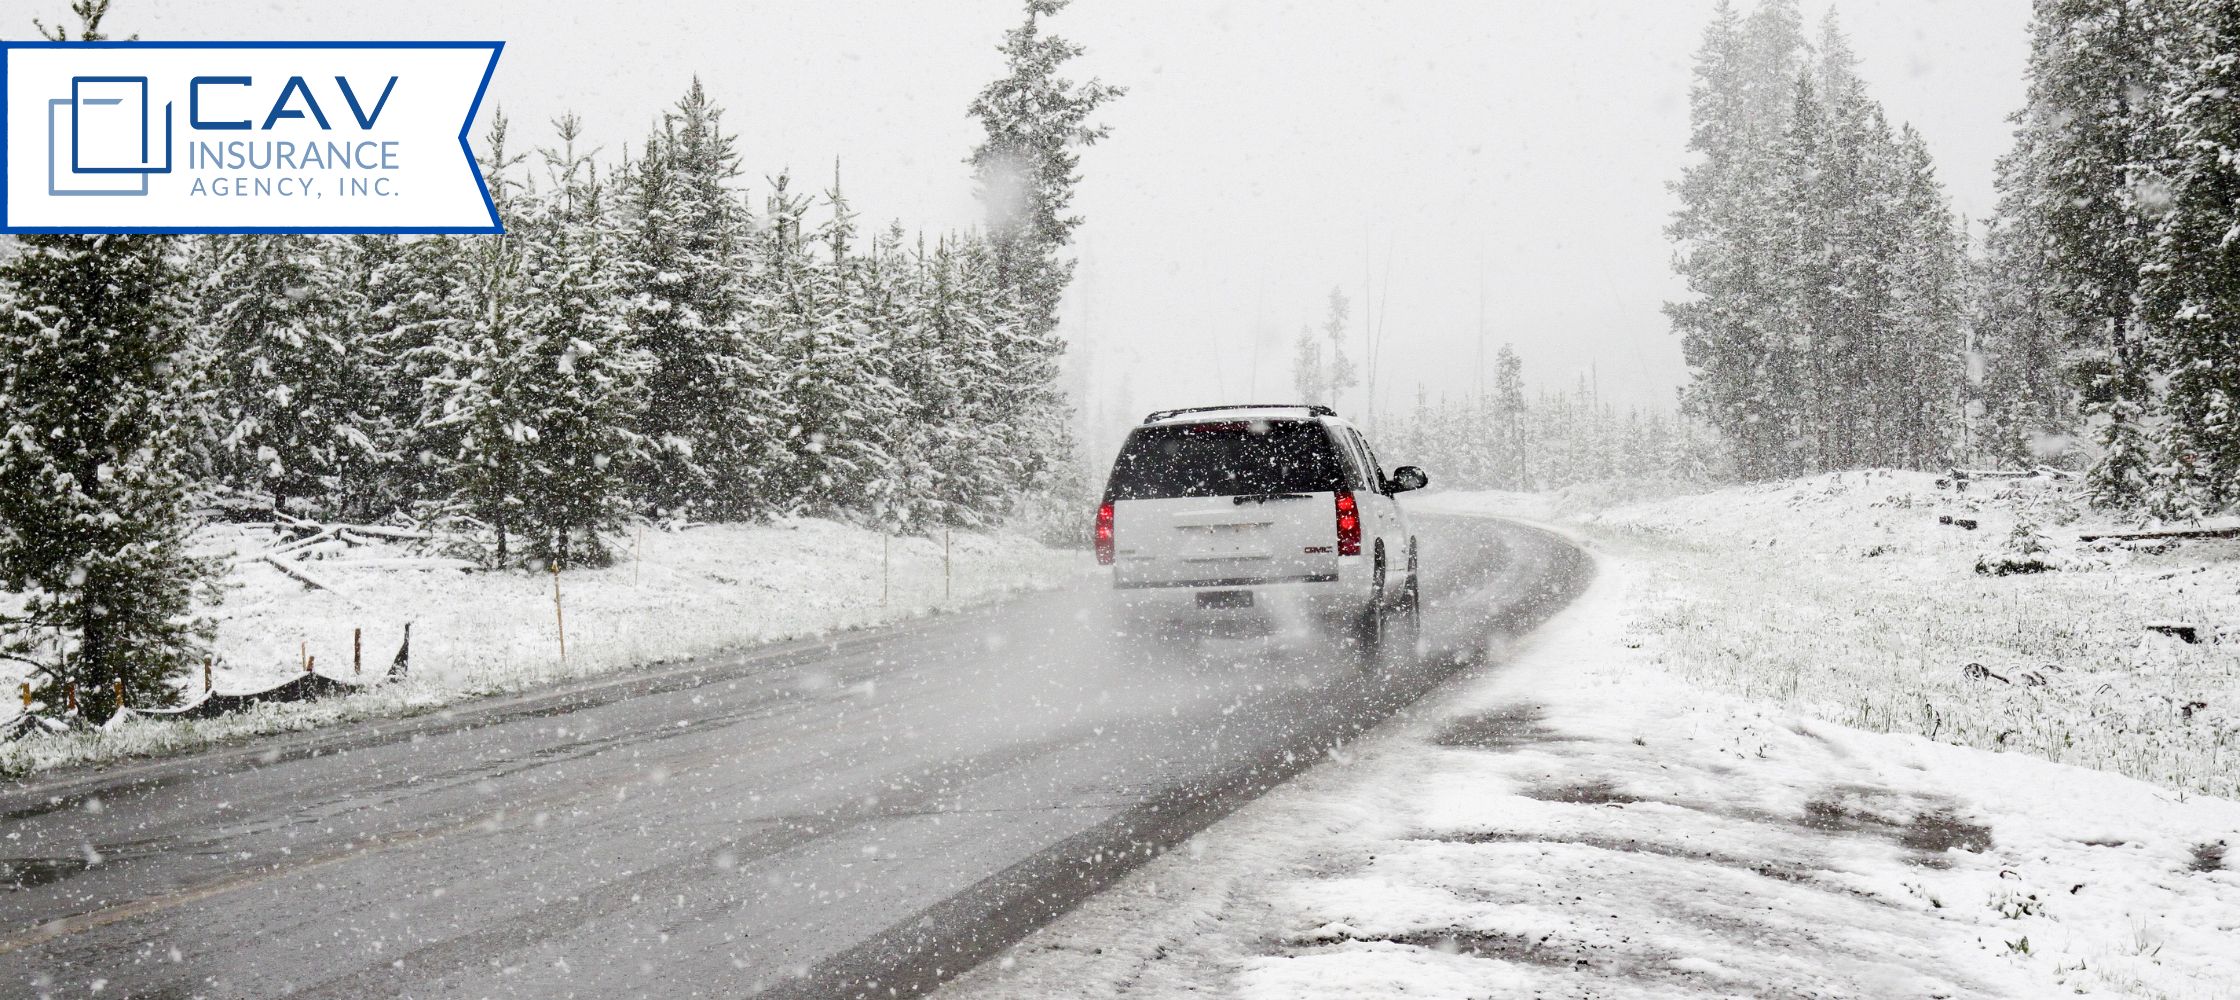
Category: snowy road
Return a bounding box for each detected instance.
[0,514,1587,1000]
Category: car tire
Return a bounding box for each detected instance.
[1353,550,1388,669]
[1395,544,1422,662]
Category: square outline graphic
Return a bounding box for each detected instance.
[47,97,146,197]
[69,75,172,175]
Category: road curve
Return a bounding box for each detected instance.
[1,513,1589,999]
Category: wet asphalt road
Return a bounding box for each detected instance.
[1,513,1588,999]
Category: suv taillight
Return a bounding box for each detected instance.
[1095,502,1116,565]
[1334,491,1361,556]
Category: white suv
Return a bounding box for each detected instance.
[1095,404,1429,657]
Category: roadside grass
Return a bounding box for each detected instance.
[1568,471,2240,800]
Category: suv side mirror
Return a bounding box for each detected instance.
[1387,466,1429,494]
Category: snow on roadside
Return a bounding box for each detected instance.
[1,518,1087,777]
[940,541,2240,999]
[1419,472,2240,802]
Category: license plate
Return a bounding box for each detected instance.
[1197,590,1253,610]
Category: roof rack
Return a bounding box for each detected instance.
[1141,404,1337,424]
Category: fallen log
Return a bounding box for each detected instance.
[230,528,341,568]
[316,557,476,572]
[2146,622,2202,644]
[337,524,437,542]
[2077,525,2240,543]
[256,554,369,610]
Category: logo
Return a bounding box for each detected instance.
[3,41,503,233]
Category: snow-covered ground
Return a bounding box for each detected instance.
[1,518,1086,776]
[942,479,2240,999]
[1505,470,2240,802]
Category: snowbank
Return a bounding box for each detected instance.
[1,518,1087,776]
[1425,472,2240,801]
[941,539,2240,999]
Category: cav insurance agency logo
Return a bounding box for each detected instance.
[1,41,503,233]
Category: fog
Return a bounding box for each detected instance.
[88,0,2029,454]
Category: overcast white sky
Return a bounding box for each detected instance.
[61,0,2032,450]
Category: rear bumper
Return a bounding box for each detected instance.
[1114,571,1338,590]
[1107,560,1372,629]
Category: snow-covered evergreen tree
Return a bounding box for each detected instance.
[875,231,957,531]
[511,117,656,565]
[1491,344,1528,488]
[359,232,465,514]
[1669,1,1965,478]
[192,234,388,519]
[925,233,1023,525]
[1667,0,1807,479]
[765,170,903,519]
[421,113,653,567]
[0,0,215,719]
[417,114,535,563]
[2001,0,2184,505]
[1291,325,1328,404]
[961,0,1117,530]
[1974,202,2079,470]
[1885,125,1968,471]
[2142,0,2240,513]
[967,0,1124,340]
[1320,289,1359,413]
[619,80,775,521]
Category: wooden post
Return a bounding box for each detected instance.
[66,681,77,714]
[204,658,213,693]
[353,627,362,676]
[307,655,315,675]
[551,559,567,666]
[112,678,125,714]
[19,683,29,710]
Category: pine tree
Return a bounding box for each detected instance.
[2007,0,2182,504]
[921,232,1022,525]
[1669,2,1964,478]
[1667,0,1807,479]
[966,0,1124,339]
[767,170,904,519]
[421,114,655,567]
[193,234,386,519]
[1771,72,1831,474]
[1321,288,1359,412]
[362,232,464,514]
[961,0,1117,531]
[878,231,956,531]
[620,80,774,521]
[1291,325,1328,404]
[1491,344,1528,489]
[1887,125,1968,470]
[980,238,1077,524]
[512,116,656,565]
[418,113,535,564]
[2142,0,2240,512]
[1974,202,2078,468]
[0,0,215,719]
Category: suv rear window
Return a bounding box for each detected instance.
[1104,420,1347,500]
